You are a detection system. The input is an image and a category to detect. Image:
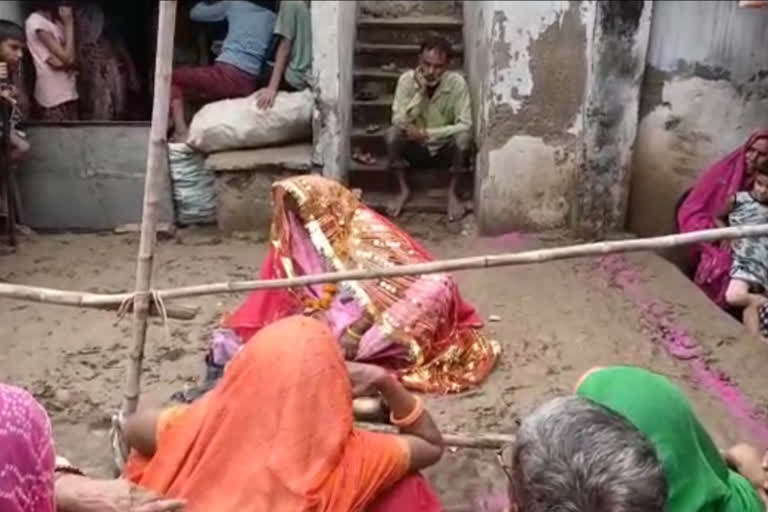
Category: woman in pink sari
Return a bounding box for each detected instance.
[677,130,768,307]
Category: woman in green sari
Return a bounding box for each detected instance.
[501,366,766,511]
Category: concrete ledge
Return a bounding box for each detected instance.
[205,143,313,173]
[209,143,313,235]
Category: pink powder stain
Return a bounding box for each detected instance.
[488,232,529,251]
[598,254,768,444]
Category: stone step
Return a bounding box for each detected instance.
[350,127,388,155]
[352,95,393,127]
[359,0,463,20]
[355,43,464,70]
[357,15,463,46]
[353,68,402,95]
[348,159,474,195]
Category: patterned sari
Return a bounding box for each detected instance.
[223,175,499,393]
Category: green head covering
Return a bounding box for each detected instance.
[576,366,762,512]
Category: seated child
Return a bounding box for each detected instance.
[716,162,768,334]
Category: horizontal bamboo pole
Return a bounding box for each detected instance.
[1,224,767,309]
[357,422,515,449]
[0,283,198,320]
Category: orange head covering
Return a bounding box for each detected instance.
[126,316,355,511]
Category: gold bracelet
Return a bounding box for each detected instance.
[346,327,363,341]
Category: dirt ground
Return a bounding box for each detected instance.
[3,215,768,511]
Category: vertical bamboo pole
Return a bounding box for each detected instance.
[122,0,177,416]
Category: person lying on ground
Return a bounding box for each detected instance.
[25,2,79,121]
[0,382,186,512]
[169,0,277,141]
[253,0,312,110]
[119,315,444,512]
[716,161,768,337]
[500,365,768,512]
[184,175,498,399]
[386,36,472,222]
[678,129,768,308]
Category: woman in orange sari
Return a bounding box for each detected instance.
[213,175,499,394]
[122,315,444,512]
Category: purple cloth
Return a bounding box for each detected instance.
[0,383,55,512]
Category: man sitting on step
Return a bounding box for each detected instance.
[386,36,472,221]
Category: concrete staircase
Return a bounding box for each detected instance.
[349,1,471,213]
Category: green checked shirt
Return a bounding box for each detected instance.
[391,69,472,154]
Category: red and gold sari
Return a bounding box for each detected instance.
[223,175,499,393]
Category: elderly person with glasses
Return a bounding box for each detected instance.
[498,366,768,512]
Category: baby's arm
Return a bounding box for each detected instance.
[714,195,736,228]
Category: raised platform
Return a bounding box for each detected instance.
[206,143,313,235]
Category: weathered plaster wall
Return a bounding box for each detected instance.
[472,1,593,234]
[360,0,461,18]
[311,0,357,182]
[571,1,652,238]
[629,2,768,238]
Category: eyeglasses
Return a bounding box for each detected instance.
[496,445,514,481]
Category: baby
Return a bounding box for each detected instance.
[716,162,768,334]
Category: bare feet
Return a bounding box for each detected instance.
[387,187,410,217]
[447,191,467,222]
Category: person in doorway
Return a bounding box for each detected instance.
[120,315,444,512]
[499,366,768,512]
[253,0,312,109]
[169,1,277,141]
[0,20,32,241]
[716,163,768,336]
[25,2,79,121]
[386,36,472,222]
[677,130,768,308]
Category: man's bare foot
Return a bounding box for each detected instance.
[447,192,467,222]
[15,224,35,237]
[387,188,410,218]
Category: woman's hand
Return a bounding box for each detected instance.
[56,475,186,512]
[345,361,388,397]
[58,6,74,25]
[725,444,768,499]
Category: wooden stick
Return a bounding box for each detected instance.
[0,283,198,319]
[357,422,515,449]
[3,224,768,311]
[122,0,177,417]
[154,223,768,298]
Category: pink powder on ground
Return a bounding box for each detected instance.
[598,255,768,444]
[488,232,529,251]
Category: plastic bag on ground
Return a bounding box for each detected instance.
[187,89,313,153]
[168,142,217,225]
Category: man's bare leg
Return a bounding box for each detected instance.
[447,132,471,222]
[447,173,466,222]
[170,98,188,142]
[389,167,411,217]
[386,126,410,217]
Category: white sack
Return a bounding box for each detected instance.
[187,89,313,153]
[168,142,217,225]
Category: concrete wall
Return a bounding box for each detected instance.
[311,0,357,182]
[572,1,652,237]
[18,124,173,231]
[466,0,654,237]
[467,1,594,234]
[629,2,768,238]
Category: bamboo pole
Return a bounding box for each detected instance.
[0,283,198,319]
[122,0,177,416]
[2,224,768,310]
[357,422,515,449]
